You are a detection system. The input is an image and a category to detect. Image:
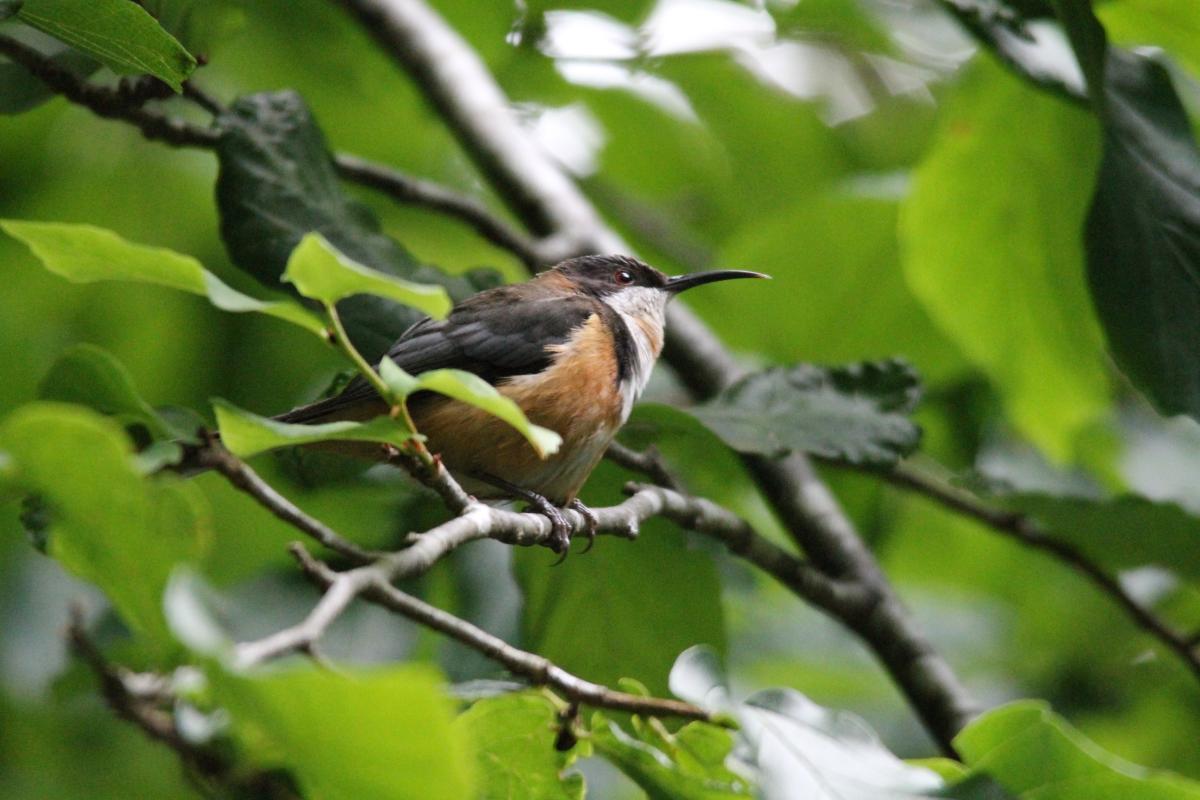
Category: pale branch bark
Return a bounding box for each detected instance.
[872,462,1200,682]
[0,33,551,269]
[291,546,727,724]
[333,0,979,754]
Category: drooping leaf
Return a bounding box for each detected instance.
[590,713,752,800]
[682,359,922,466]
[211,664,475,800]
[1,220,327,336]
[0,403,207,646]
[212,398,414,459]
[1079,50,1200,422]
[453,692,585,800]
[380,359,562,457]
[901,58,1108,459]
[36,343,187,444]
[16,0,195,90]
[956,701,1200,798]
[284,232,451,320]
[214,91,499,361]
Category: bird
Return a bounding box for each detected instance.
[274,254,768,556]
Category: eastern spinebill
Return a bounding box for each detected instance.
[275,255,768,556]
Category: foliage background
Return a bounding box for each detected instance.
[2,0,1200,797]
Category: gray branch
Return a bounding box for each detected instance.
[334,0,978,752]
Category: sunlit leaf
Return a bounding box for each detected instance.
[0,220,327,336]
[454,692,585,800]
[284,232,451,320]
[212,398,414,459]
[0,403,207,646]
[381,360,561,457]
[682,359,922,466]
[17,0,195,90]
[212,664,474,800]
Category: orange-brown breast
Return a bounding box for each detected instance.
[412,313,624,504]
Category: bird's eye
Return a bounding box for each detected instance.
[614,269,634,285]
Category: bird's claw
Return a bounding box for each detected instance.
[569,499,599,554]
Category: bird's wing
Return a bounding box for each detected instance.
[274,290,599,424]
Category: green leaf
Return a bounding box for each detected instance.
[1100,0,1200,78]
[1078,50,1200,422]
[0,27,99,115]
[212,398,414,459]
[212,664,474,800]
[514,499,725,697]
[381,361,562,458]
[956,701,1200,797]
[0,403,207,646]
[0,1,22,21]
[682,359,922,467]
[901,58,1108,460]
[16,0,195,91]
[0,220,327,336]
[284,232,451,319]
[453,692,585,800]
[590,713,752,800]
[214,91,499,361]
[38,344,172,440]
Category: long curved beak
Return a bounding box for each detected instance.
[665,269,771,294]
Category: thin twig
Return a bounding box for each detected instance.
[873,462,1200,681]
[605,442,685,493]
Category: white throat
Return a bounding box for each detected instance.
[605,287,668,419]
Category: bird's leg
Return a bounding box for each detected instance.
[474,473,571,557]
[568,499,599,553]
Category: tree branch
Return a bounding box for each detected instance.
[331,0,979,754]
[874,462,1200,682]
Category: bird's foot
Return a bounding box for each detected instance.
[568,499,599,554]
[473,473,572,559]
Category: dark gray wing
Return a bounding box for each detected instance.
[275,288,598,423]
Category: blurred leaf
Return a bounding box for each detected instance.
[901,59,1108,460]
[1078,50,1200,422]
[284,232,451,319]
[212,398,413,458]
[590,713,752,800]
[1099,0,1200,78]
[38,344,172,440]
[0,220,327,336]
[380,360,562,457]
[956,700,1200,797]
[0,1,21,19]
[0,403,207,646]
[0,28,97,114]
[683,359,922,466]
[453,692,585,800]
[769,0,891,51]
[514,522,725,697]
[212,664,474,800]
[214,90,499,361]
[17,0,195,90]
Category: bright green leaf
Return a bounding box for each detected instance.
[682,359,922,466]
[901,58,1108,460]
[212,664,474,800]
[17,0,195,91]
[284,232,452,320]
[38,344,172,440]
[454,692,585,800]
[0,403,207,646]
[212,398,414,459]
[1100,0,1200,78]
[387,364,561,458]
[956,701,1200,798]
[1,220,327,336]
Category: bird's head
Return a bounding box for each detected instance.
[551,254,768,323]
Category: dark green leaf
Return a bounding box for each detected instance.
[17,0,195,90]
[38,344,172,440]
[1081,51,1200,421]
[212,664,475,800]
[956,701,1200,797]
[682,359,922,466]
[0,403,207,646]
[0,27,98,115]
[212,398,414,459]
[214,91,500,361]
[453,692,585,800]
[0,1,22,21]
